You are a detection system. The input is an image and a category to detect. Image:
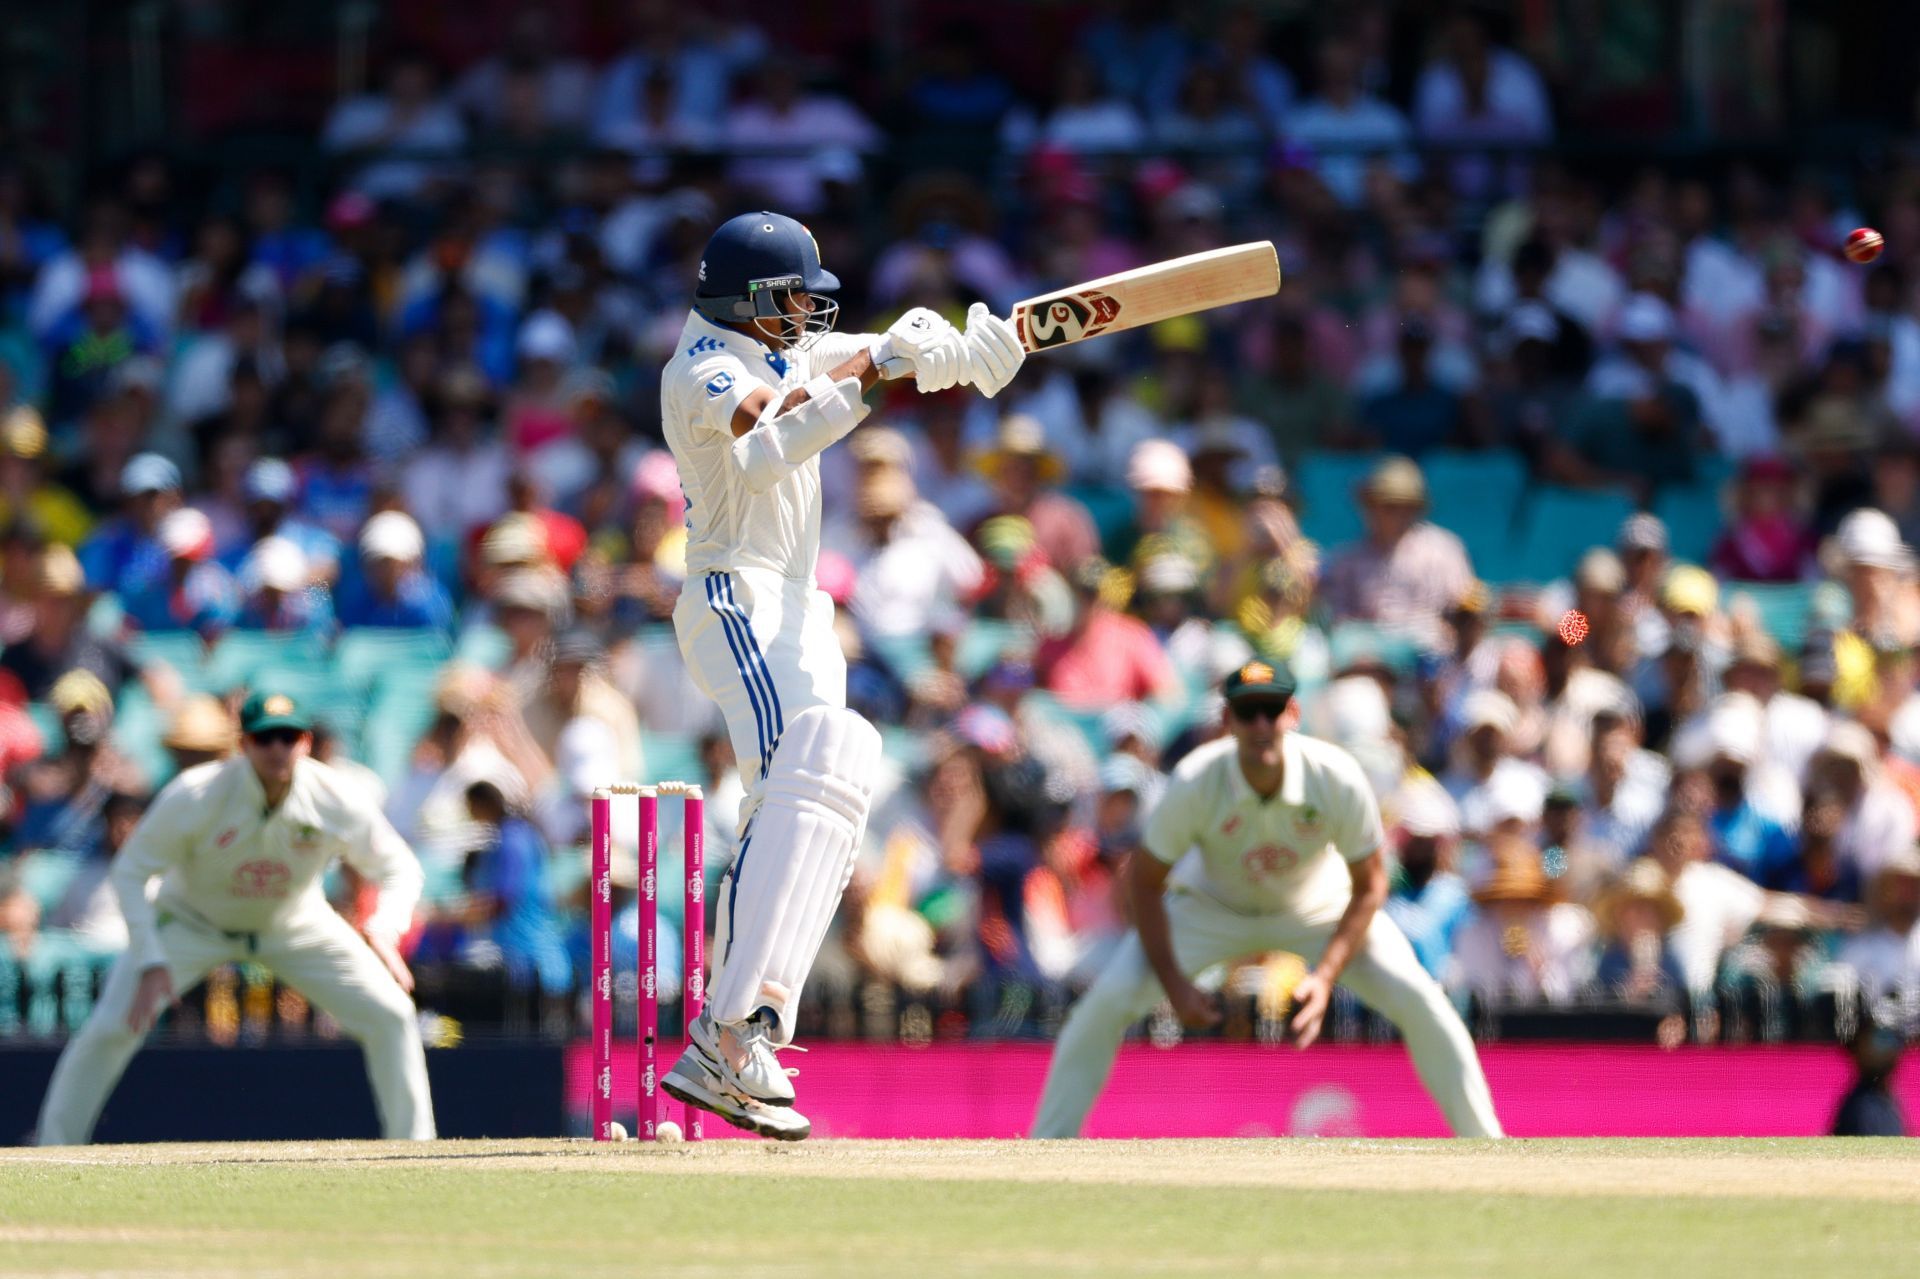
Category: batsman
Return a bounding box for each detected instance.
[37,689,434,1143]
[658,211,1024,1139]
[1031,662,1503,1138]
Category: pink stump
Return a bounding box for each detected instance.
[683,791,705,1141]
[589,792,612,1142]
[638,789,660,1141]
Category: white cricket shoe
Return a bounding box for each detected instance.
[661,1049,810,1142]
[687,1009,801,1107]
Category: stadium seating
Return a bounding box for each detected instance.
[1654,482,1726,565]
[1504,487,1639,584]
[1295,452,1384,550]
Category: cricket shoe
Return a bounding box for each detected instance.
[686,1009,802,1107]
[661,1050,810,1142]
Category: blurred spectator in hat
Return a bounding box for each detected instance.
[1283,36,1414,209]
[1550,294,1703,501]
[1490,638,1550,762]
[1720,895,1841,1001]
[0,545,136,702]
[1442,688,1549,842]
[973,655,1099,803]
[1614,512,1671,656]
[1810,721,1915,883]
[27,196,174,344]
[1591,859,1687,1005]
[119,507,239,636]
[40,261,161,428]
[491,567,568,691]
[484,473,586,577]
[969,413,1099,573]
[1035,557,1179,711]
[1450,836,1595,1005]
[1672,694,1799,884]
[1242,310,1356,465]
[504,310,578,458]
[160,694,237,772]
[167,278,283,431]
[10,669,144,854]
[1121,439,1211,575]
[1835,847,1920,1003]
[1385,779,1472,979]
[0,407,89,547]
[537,369,644,526]
[322,45,467,202]
[1775,785,1862,902]
[518,627,643,786]
[335,511,452,632]
[1710,457,1814,583]
[1721,628,1829,784]
[403,365,511,543]
[1179,417,1266,564]
[1642,807,1763,996]
[221,457,340,584]
[1321,456,1473,648]
[1632,565,1724,750]
[1135,550,1251,686]
[235,535,332,637]
[824,426,986,642]
[1569,706,1670,875]
[77,451,179,598]
[1820,509,1920,713]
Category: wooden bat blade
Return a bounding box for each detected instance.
[1009,242,1281,353]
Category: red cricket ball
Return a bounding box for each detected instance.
[1558,610,1590,646]
[1845,227,1885,265]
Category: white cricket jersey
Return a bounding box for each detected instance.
[1145,733,1386,917]
[112,755,424,969]
[660,310,873,580]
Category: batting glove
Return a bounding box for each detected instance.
[870,307,966,391]
[963,303,1025,399]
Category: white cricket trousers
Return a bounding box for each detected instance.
[1030,889,1503,1138]
[37,905,436,1144]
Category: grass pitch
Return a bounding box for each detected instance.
[3,1138,1917,1278]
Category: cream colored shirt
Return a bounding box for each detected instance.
[1145,733,1385,917]
[113,755,424,968]
[660,310,875,581]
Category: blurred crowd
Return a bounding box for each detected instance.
[1,3,1919,1043]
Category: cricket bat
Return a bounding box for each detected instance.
[1008,242,1281,352]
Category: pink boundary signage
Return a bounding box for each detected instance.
[566,1041,1916,1139]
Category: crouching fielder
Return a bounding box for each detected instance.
[38,688,434,1144]
[1031,662,1502,1138]
[658,211,1024,1140]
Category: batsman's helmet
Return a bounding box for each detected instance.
[693,211,840,346]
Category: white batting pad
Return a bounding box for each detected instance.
[706,705,881,1036]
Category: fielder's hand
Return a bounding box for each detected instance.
[361,928,416,994]
[127,965,177,1035]
[963,302,1025,398]
[1167,977,1222,1031]
[871,307,966,390]
[1287,970,1333,1050]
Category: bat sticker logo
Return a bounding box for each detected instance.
[1019,289,1123,348]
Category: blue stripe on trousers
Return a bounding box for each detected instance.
[704,572,769,770]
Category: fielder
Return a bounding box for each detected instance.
[1031,662,1504,1138]
[37,689,435,1144]
[658,211,1024,1139]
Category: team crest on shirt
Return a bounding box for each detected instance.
[290,823,323,852]
[1242,844,1299,882]
[1295,805,1323,838]
[232,859,291,898]
[706,371,734,397]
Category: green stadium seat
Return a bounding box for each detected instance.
[450,625,510,671]
[641,731,702,789]
[1726,582,1821,650]
[335,628,455,695]
[1505,487,1638,584]
[1422,451,1526,580]
[956,619,1030,680]
[1654,483,1726,566]
[126,632,215,692]
[1327,622,1424,675]
[1062,484,1137,561]
[1296,452,1384,551]
[204,632,329,693]
[15,850,83,913]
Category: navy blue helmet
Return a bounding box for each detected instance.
[693,211,840,346]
